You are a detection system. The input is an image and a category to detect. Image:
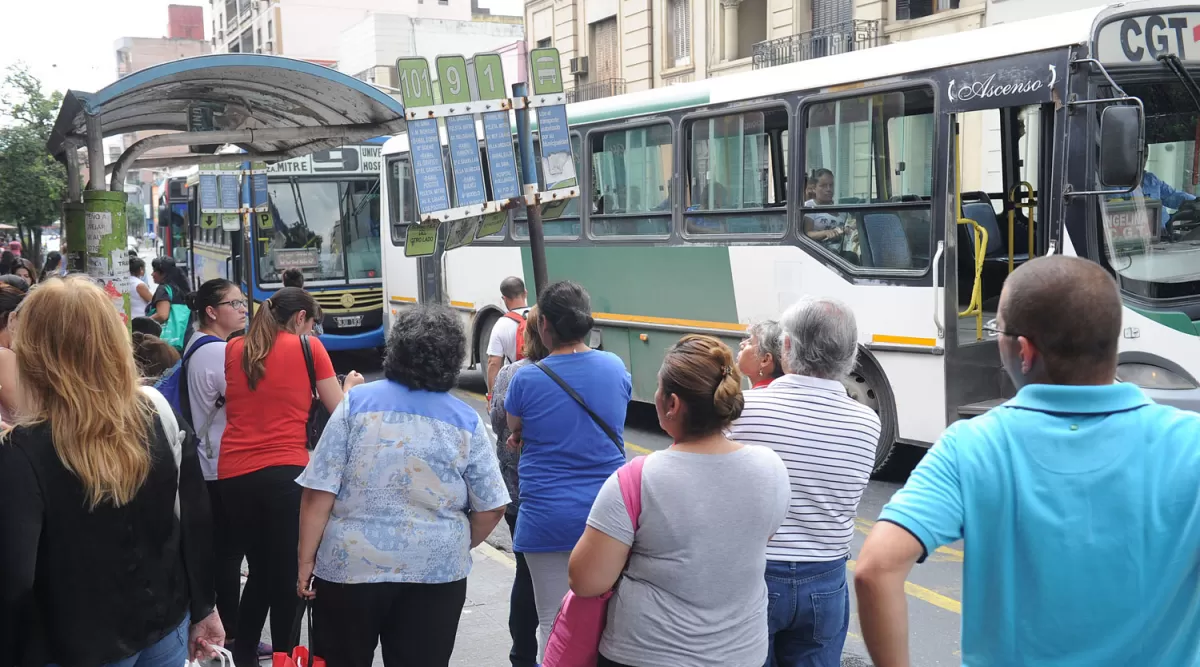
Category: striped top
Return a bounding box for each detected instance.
[729,374,881,562]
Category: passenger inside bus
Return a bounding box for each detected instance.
[1138,143,1196,233]
[802,169,858,262]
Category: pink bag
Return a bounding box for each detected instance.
[542,456,647,667]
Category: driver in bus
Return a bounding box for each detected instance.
[1130,144,1196,234]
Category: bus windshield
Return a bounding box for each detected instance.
[258,178,381,284]
[1099,80,1200,300]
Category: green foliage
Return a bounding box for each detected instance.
[0,63,65,265]
[126,202,145,232]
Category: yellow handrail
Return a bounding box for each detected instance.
[955,115,986,341]
[1007,181,1036,273]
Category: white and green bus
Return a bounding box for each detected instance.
[381,1,1200,473]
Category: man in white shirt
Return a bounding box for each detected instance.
[486,276,529,396]
[728,297,881,667]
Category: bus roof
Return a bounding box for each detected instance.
[384,4,1109,158]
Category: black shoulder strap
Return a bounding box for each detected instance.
[300,335,318,399]
[535,361,624,455]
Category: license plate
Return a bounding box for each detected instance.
[334,315,363,328]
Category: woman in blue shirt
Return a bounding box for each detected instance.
[295,305,509,667]
[505,280,631,660]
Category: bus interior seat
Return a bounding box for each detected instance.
[958,192,1025,306]
[860,213,913,269]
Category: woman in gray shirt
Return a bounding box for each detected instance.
[569,334,791,667]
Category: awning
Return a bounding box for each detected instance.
[47,53,406,162]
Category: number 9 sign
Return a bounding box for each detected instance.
[436,55,471,105]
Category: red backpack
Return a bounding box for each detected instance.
[504,310,527,362]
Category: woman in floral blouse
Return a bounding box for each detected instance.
[296,305,509,667]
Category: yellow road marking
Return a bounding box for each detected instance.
[454,389,656,456]
[854,518,964,561]
[474,542,516,569]
[846,560,962,614]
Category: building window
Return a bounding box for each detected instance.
[590,18,619,82]
[897,0,960,21]
[537,37,552,48]
[225,0,237,24]
[240,29,253,53]
[668,0,691,68]
[439,0,449,4]
[737,0,767,60]
[256,28,262,46]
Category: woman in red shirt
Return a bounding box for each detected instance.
[218,287,363,667]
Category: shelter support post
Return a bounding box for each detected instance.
[513,82,549,300]
[63,144,86,272]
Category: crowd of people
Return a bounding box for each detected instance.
[0,252,1199,667]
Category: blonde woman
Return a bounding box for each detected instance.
[0,277,223,666]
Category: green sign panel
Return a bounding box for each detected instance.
[397,57,436,107]
[445,217,480,250]
[529,48,564,95]
[436,55,472,105]
[405,224,439,257]
[472,53,506,101]
[476,210,507,239]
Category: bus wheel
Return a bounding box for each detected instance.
[476,312,499,371]
[840,350,901,479]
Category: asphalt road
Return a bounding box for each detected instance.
[335,351,964,666]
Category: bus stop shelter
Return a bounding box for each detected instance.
[45,53,407,320]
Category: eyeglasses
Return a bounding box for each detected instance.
[217,299,248,311]
[982,323,1025,339]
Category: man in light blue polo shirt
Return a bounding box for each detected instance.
[854,255,1200,666]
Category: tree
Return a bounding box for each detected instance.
[126,202,145,237]
[0,64,65,266]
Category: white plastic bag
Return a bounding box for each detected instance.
[185,643,232,666]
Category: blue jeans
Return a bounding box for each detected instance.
[763,559,849,667]
[98,615,189,667]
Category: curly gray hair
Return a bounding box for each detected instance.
[384,305,466,392]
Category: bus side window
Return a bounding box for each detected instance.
[589,124,673,238]
[801,87,935,271]
[683,107,789,236]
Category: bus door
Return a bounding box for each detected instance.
[947,101,1055,420]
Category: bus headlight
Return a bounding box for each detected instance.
[1116,363,1199,390]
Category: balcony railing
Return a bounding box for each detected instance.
[567,78,626,103]
[752,19,880,70]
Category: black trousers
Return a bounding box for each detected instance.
[207,479,244,642]
[312,577,468,667]
[218,465,304,667]
[505,512,538,667]
[599,655,637,667]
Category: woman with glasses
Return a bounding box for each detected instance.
[182,279,264,658]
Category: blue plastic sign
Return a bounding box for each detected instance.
[252,173,269,210]
[445,115,487,207]
[199,174,218,210]
[483,111,521,201]
[218,174,239,210]
[536,105,576,190]
[408,118,451,215]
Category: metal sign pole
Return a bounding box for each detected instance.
[512,80,549,301]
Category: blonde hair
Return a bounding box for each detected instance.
[521,306,551,361]
[12,277,152,508]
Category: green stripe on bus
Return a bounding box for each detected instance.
[515,89,711,134]
[1129,305,1199,336]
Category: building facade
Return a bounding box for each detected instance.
[337,10,524,90]
[523,0,988,100]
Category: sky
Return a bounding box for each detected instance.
[0,0,523,97]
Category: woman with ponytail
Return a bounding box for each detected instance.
[503,280,631,660]
[568,335,791,667]
[217,287,363,667]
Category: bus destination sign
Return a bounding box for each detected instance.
[1095,11,1200,65]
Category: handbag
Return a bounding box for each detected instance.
[299,335,329,451]
[542,455,646,667]
[160,285,192,351]
[272,599,325,667]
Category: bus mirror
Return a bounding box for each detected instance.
[1099,106,1143,189]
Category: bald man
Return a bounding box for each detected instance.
[855,256,1200,667]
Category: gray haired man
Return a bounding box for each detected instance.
[728,297,881,667]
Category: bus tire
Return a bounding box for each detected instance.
[475,311,500,371]
[840,348,901,479]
